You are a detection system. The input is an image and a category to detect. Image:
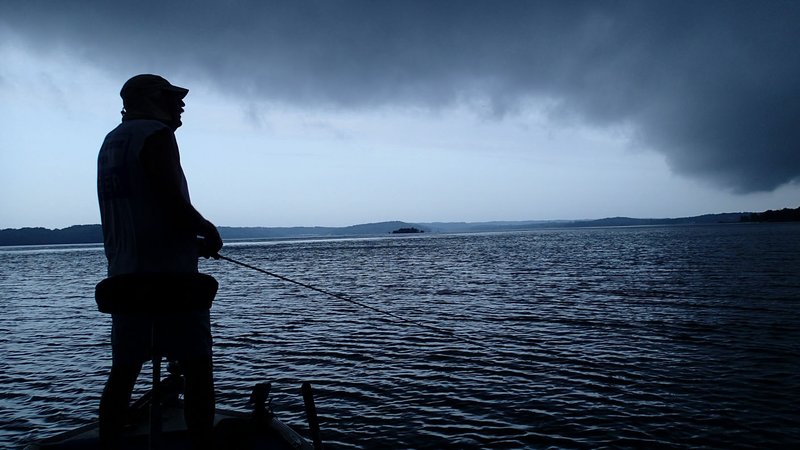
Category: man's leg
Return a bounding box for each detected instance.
[99,362,142,448]
[181,356,215,448]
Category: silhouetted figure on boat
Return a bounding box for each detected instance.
[96,74,223,448]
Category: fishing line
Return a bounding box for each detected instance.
[215,254,490,350]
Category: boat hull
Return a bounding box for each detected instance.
[25,377,314,450]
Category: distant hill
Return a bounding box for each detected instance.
[1,208,798,247]
[0,221,424,246]
[0,225,103,246]
[561,212,747,228]
[217,221,419,240]
[418,212,747,233]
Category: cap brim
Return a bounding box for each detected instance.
[165,85,189,98]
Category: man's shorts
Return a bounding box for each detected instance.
[111,309,212,366]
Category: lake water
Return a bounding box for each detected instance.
[1,224,799,449]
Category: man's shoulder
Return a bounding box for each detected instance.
[102,120,175,155]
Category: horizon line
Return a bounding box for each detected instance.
[2,209,771,231]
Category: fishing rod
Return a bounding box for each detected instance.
[215,253,490,350]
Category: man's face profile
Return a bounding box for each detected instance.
[159,91,186,130]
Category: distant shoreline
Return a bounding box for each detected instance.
[2,207,798,247]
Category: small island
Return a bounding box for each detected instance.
[392,227,424,234]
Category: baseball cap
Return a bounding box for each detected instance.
[120,74,188,101]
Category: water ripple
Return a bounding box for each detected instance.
[2,225,800,448]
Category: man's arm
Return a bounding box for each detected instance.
[141,128,222,255]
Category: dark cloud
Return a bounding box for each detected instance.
[2,0,799,192]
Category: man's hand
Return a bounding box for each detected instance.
[198,221,223,259]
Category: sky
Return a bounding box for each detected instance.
[1,1,799,229]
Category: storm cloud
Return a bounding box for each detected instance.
[2,0,798,193]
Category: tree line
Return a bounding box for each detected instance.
[740,206,800,223]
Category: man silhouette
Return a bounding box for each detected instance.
[97,74,222,448]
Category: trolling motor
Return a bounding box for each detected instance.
[302,382,324,450]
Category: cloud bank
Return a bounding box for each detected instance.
[2,0,798,193]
